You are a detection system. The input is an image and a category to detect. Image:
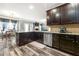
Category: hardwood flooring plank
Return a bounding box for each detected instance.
[0,50,4,56]
[0,43,4,56]
[29,43,53,56]
[26,44,50,56]
[14,47,24,56]
[42,47,70,56]
[24,45,39,56]
[19,46,38,56]
[29,42,54,55]
[19,47,29,56]
[9,50,18,56]
[4,48,10,56]
[29,41,71,56]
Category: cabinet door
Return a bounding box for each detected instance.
[75,3,79,23]
[51,7,61,25]
[47,10,52,25]
[35,32,43,44]
[52,34,60,49]
[47,18,53,25]
[47,7,61,25]
[59,35,75,54]
[55,7,61,24]
[60,4,69,24]
[67,4,76,24]
[74,36,79,55]
[60,4,76,24]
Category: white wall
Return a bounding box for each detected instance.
[17,20,33,32]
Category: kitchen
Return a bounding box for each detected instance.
[0,3,79,56]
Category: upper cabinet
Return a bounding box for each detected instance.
[47,3,79,25]
[75,4,79,23]
[47,7,61,25]
[52,7,61,25]
[60,4,76,24]
[47,10,52,25]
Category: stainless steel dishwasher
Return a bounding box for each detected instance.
[43,33,52,47]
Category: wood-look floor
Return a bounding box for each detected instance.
[0,37,71,56]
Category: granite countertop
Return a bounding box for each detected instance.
[16,31,79,36]
[53,32,79,36]
[33,31,79,35]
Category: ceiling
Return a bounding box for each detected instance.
[0,3,64,22]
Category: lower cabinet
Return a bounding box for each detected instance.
[52,34,79,55]
[34,32,43,44]
[74,36,79,55]
[16,32,34,46]
[59,34,75,54]
[52,34,60,49]
[16,32,79,55]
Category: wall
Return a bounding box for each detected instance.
[17,20,34,32]
[49,24,79,33]
[17,20,45,32]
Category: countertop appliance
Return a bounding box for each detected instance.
[33,22,39,31]
[59,26,67,33]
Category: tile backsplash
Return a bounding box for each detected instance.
[49,24,79,33]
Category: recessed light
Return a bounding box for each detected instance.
[56,13,60,17]
[51,9,57,13]
[29,5,34,10]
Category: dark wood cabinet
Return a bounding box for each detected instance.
[59,35,75,54]
[16,32,44,46]
[47,3,79,25]
[16,32,34,46]
[47,10,52,25]
[60,4,76,24]
[52,8,61,25]
[52,33,79,55]
[74,36,79,55]
[75,4,79,23]
[60,4,69,24]
[47,19,52,25]
[34,32,43,43]
[52,34,60,49]
[47,7,61,25]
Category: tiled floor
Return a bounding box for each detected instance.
[0,37,71,56]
